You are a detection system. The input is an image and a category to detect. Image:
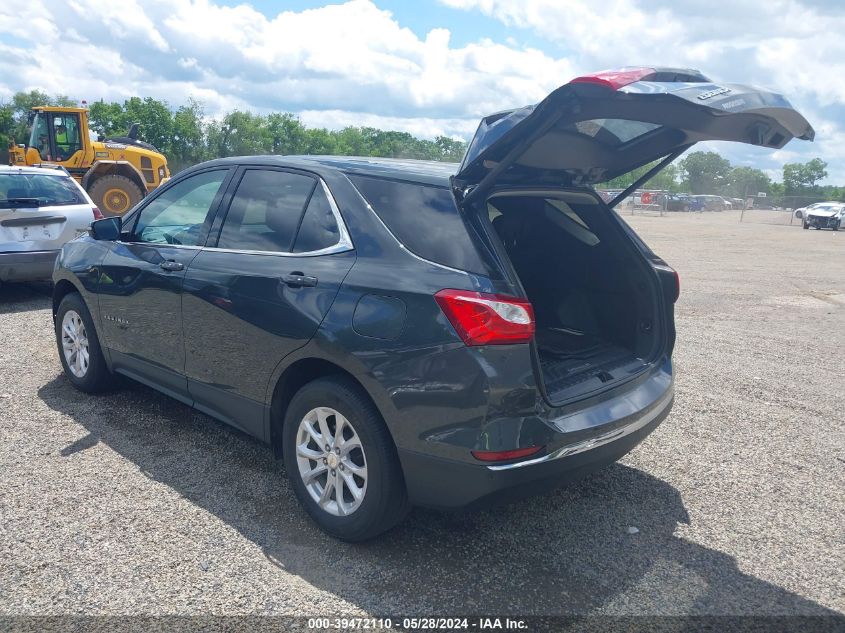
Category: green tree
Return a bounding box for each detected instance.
[0,102,14,148]
[783,158,828,194]
[122,97,173,150]
[679,151,732,194]
[88,100,126,137]
[727,166,771,197]
[266,112,307,155]
[8,90,75,143]
[169,99,205,171]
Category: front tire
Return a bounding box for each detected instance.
[88,174,144,216]
[55,293,117,393]
[803,222,809,229]
[282,376,409,541]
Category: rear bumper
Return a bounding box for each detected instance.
[399,362,674,509]
[0,250,59,282]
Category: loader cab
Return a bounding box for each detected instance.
[28,109,86,164]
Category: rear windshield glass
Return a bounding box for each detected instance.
[348,175,488,274]
[569,119,661,146]
[0,173,86,207]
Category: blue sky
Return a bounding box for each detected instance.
[1,0,844,182]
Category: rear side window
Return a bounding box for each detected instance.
[218,169,316,253]
[0,174,86,207]
[293,185,340,253]
[349,175,486,273]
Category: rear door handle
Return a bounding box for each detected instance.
[160,260,184,272]
[282,272,318,287]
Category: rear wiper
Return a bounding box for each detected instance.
[0,197,40,208]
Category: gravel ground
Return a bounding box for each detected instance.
[0,210,843,621]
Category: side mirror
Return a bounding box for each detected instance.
[90,216,122,241]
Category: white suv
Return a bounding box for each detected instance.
[1,165,103,283]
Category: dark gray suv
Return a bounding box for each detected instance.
[52,68,813,540]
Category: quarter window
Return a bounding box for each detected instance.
[349,175,487,274]
[293,185,341,252]
[133,170,227,246]
[217,170,316,253]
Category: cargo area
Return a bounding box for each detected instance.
[488,191,661,404]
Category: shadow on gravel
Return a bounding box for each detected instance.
[38,374,840,617]
[0,281,52,314]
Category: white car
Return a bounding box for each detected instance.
[1,165,103,283]
[802,202,845,231]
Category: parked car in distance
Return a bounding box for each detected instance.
[52,67,812,540]
[795,201,827,220]
[1,165,103,283]
[692,195,728,211]
[803,202,844,230]
[662,193,700,211]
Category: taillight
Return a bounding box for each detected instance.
[471,446,544,462]
[92,207,104,220]
[434,289,535,346]
[570,67,656,90]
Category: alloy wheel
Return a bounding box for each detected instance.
[61,310,90,378]
[295,407,368,516]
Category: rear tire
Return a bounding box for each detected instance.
[55,293,117,393]
[282,376,409,541]
[88,175,144,216]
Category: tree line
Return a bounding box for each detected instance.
[1,90,837,204]
[605,151,836,204]
[0,91,467,172]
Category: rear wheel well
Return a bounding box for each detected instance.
[52,280,80,318]
[270,359,385,460]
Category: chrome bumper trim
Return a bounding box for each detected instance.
[486,388,673,472]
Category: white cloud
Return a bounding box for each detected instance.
[438,0,845,182]
[1,0,842,181]
[0,0,572,120]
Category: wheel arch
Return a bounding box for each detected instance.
[268,357,391,461]
[82,160,147,195]
[52,278,82,320]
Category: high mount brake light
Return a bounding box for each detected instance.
[434,289,535,346]
[570,67,656,90]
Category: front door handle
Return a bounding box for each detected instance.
[282,272,318,287]
[160,260,184,272]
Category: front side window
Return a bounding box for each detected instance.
[133,170,227,246]
[217,170,316,253]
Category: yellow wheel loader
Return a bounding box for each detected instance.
[8,106,170,216]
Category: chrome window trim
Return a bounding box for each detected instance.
[123,177,354,257]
